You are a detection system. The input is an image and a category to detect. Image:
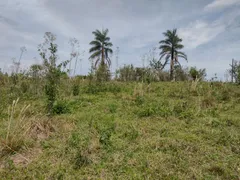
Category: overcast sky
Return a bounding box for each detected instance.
[1,0,240,80]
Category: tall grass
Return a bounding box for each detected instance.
[1,98,32,155]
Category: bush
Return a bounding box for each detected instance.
[72,84,80,96]
[52,101,70,115]
[20,81,29,94]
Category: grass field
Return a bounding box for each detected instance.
[0,81,240,179]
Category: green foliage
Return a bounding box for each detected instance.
[72,84,80,96]
[38,32,69,115]
[189,66,206,81]
[1,76,240,179]
[108,103,118,113]
[95,64,111,82]
[89,28,113,82]
[52,101,70,115]
[159,29,187,80]
[20,81,28,94]
[117,64,170,82]
[135,95,145,106]
[84,82,121,94]
[73,151,91,169]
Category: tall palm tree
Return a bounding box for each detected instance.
[89,29,113,68]
[159,29,187,80]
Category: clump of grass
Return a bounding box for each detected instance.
[108,103,118,113]
[52,100,70,115]
[72,84,80,96]
[1,99,32,155]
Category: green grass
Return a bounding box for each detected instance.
[0,81,240,179]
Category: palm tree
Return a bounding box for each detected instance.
[159,29,187,80]
[89,29,113,69]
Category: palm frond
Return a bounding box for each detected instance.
[89,46,101,53]
[90,40,101,46]
[89,50,101,60]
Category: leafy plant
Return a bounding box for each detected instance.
[72,84,80,96]
[38,32,69,115]
[189,66,206,81]
[52,101,70,115]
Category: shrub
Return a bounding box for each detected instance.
[73,151,91,169]
[72,84,80,96]
[135,95,145,106]
[20,81,29,94]
[52,101,70,115]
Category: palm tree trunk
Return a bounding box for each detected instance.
[170,59,174,80]
[101,46,105,66]
[170,48,174,80]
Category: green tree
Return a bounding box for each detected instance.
[89,29,113,81]
[159,29,187,80]
[189,66,206,81]
[38,32,69,115]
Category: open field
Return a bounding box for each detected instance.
[0,81,240,179]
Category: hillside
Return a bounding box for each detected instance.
[0,81,240,179]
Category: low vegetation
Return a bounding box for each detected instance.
[0,29,240,179]
[0,79,240,179]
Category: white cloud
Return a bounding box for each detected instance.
[204,0,240,11]
[179,20,225,49]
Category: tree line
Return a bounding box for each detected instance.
[0,28,239,115]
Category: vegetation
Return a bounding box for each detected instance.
[89,29,113,82]
[159,29,187,80]
[38,32,69,115]
[0,29,239,179]
[229,60,240,84]
[189,66,207,81]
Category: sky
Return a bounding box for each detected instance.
[0,0,240,80]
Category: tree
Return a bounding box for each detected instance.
[89,29,113,81]
[229,60,240,84]
[159,29,187,80]
[38,32,69,115]
[189,67,206,81]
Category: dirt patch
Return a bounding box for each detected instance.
[0,147,42,169]
[11,147,42,167]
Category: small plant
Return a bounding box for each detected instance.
[189,67,206,81]
[97,120,116,148]
[138,106,155,117]
[52,101,70,115]
[38,32,69,115]
[73,151,91,169]
[135,95,145,106]
[72,84,80,96]
[99,128,113,147]
[108,103,117,113]
[20,81,28,94]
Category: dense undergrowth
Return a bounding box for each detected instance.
[0,80,240,179]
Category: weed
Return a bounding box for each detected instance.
[108,103,118,113]
[52,101,70,115]
[73,151,91,169]
[72,84,80,96]
[1,99,32,156]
